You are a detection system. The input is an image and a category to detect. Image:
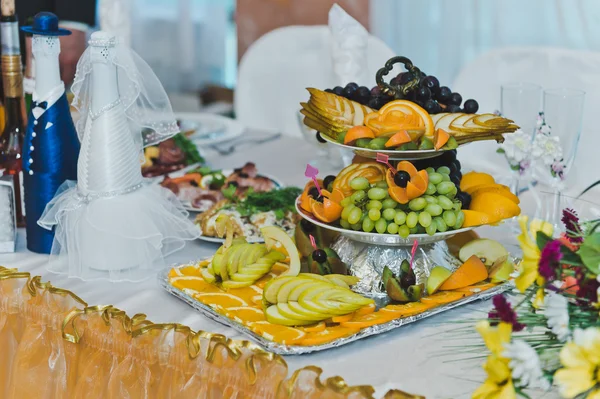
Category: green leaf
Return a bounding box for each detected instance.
[221,184,237,200]
[577,232,600,274]
[536,231,552,251]
[496,148,506,154]
[172,133,205,165]
[274,209,285,219]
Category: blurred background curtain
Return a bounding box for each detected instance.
[129,0,237,93]
[370,0,600,85]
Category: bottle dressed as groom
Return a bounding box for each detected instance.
[21,12,80,254]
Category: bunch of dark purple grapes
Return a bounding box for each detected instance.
[325,73,479,115]
[324,83,395,110]
[412,150,472,209]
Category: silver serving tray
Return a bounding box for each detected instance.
[296,198,475,246]
[159,268,512,355]
[321,134,467,160]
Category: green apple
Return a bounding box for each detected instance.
[220,244,243,281]
[489,256,514,283]
[276,277,315,303]
[262,276,296,304]
[200,267,216,284]
[288,281,325,302]
[324,274,359,286]
[227,244,253,276]
[296,282,332,302]
[385,279,411,302]
[277,303,326,322]
[427,266,452,295]
[288,300,331,319]
[222,280,254,289]
[265,305,314,326]
[324,276,349,289]
[298,273,330,283]
[459,239,508,267]
[261,226,301,276]
[298,298,353,316]
[211,249,224,276]
[230,272,264,283]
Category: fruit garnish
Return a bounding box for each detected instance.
[364,100,433,139]
[311,249,327,263]
[385,161,428,204]
[461,210,502,228]
[344,126,375,145]
[382,262,422,303]
[332,162,387,197]
[300,88,374,141]
[439,255,488,291]
[459,171,496,192]
[393,171,411,188]
[420,291,467,305]
[458,239,508,267]
[433,128,450,150]
[261,226,301,277]
[426,266,452,295]
[384,130,412,148]
[488,256,514,283]
[467,184,520,204]
[430,113,518,144]
[262,274,373,326]
[469,192,521,221]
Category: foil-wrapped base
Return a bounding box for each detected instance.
[332,236,465,296]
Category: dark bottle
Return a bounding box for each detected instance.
[0,10,27,227]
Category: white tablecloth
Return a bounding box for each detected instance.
[0,132,559,399]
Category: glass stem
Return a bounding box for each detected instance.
[552,189,562,230]
[509,170,520,197]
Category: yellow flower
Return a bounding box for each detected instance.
[515,215,554,293]
[554,327,600,398]
[472,321,517,399]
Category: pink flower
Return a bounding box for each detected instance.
[561,208,583,243]
[488,295,525,332]
[538,240,563,282]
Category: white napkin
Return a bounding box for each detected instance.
[328,4,369,86]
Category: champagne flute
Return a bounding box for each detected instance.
[500,83,542,196]
[542,88,585,227]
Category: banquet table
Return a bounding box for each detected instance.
[0,129,561,399]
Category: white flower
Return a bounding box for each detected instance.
[503,340,551,390]
[543,292,571,342]
[499,129,531,163]
[539,124,551,134]
[532,134,563,165]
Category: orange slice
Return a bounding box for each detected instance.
[344,126,375,145]
[179,265,203,276]
[439,255,488,291]
[379,100,434,137]
[301,322,327,333]
[385,130,412,148]
[311,198,343,223]
[224,286,262,304]
[250,322,306,345]
[299,327,360,346]
[195,292,249,309]
[461,210,502,228]
[170,276,221,294]
[454,282,498,293]
[354,303,376,316]
[339,311,398,329]
[420,291,468,305]
[382,302,433,317]
[331,313,355,323]
[470,185,520,204]
[469,192,521,221]
[433,128,450,150]
[227,306,266,324]
[460,171,495,192]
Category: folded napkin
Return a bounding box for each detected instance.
[328,4,369,86]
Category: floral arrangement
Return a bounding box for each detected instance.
[470,209,600,398]
[496,112,565,180]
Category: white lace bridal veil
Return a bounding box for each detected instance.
[39,31,200,282]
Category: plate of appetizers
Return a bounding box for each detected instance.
[300,56,518,160]
[161,163,302,243]
[160,162,284,213]
[175,113,244,146]
[142,133,205,178]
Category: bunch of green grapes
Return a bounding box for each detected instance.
[337,166,465,237]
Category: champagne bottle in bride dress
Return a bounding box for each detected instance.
[38,31,200,281]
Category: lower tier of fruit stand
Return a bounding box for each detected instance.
[0,132,556,398]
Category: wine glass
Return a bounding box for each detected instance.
[296,110,349,170]
[500,83,542,196]
[541,88,585,227]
